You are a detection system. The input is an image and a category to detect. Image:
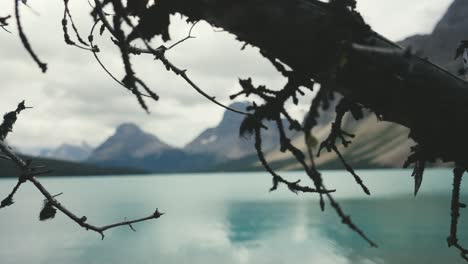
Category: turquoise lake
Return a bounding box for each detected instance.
[0,169,467,264]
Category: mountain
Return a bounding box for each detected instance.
[40,142,93,162]
[399,0,468,73]
[87,102,293,173]
[87,123,216,172]
[89,123,173,161]
[222,1,467,172]
[185,102,294,162]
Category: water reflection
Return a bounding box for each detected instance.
[226,201,296,244]
[0,170,467,264]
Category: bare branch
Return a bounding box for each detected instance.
[152,46,250,116]
[28,176,163,239]
[447,166,468,261]
[166,21,198,50]
[253,126,334,195]
[317,98,370,195]
[88,20,153,99]
[0,102,163,239]
[14,0,47,72]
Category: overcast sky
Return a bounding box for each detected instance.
[0,0,453,152]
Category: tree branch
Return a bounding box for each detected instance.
[0,102,163,239]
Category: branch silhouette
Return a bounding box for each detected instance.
[0,102,163,239]
[4,0,468,261]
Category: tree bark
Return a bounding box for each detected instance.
[163,0,468,165]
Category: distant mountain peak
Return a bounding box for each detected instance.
[88,122,172,162]
[227,101,249,110]
[39,142,94,162]
[184,101,290,161]
[116,122,142,134]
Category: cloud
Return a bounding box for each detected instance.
[0,0,454,151]
[357,0,452,41]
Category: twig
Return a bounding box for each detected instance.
[0,102,163,239]
[317,98,370,195]
[166,21,198,50]
[324,190,378,248]
[152,46,250,116]
[28,175,163,239]
[92,1,249,116]
[0,15,11,33]
[447,166,468,261]
[0,179,24,208]
[14,0,47,72]
[254,126,334,195]
[88,20,152,99]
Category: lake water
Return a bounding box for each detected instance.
[0,169,467,264]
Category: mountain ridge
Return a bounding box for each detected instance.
[40,142,93,162]
[86,102,292,172]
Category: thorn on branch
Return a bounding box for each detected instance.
[0,15,11,33]
[153,208,164,218]
[403,144,434,196]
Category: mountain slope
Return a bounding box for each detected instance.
[217,113,414,171]
[185,102,294,162]
[399,0,468,73]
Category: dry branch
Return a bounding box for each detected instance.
[0,102,163,239]
[4,0,468,260]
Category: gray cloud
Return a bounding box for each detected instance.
[357,0,452,40]
[0,0,453,151]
